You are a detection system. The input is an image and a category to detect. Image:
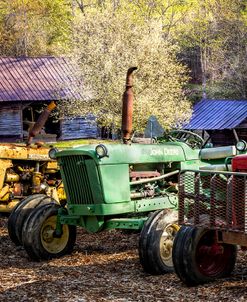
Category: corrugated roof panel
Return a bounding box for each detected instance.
[0,58,21,101]
[9,57,36,100]
[48,57,79,99]
[18,57,48,100]
[0,76,12,101]
[34,57,74,100]
[0,56,83,102]
[31,58,57,100]
[185,99,247,130]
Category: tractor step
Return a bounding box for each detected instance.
[105,217,148,230]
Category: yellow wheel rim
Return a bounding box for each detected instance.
[159,223,180,267]
[41,215,69,254]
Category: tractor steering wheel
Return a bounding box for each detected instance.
[168,130,204,149]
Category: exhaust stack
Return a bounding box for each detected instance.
[121,67,137,144]
[27,101,56,146]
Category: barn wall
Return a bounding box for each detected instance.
[208,128,247,147]
[208,130,235,146]
[60,116,98,140]
[0,104,22,141]
[236,129,247,142]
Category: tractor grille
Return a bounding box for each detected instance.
[60,155,94,204]
[178,170,247,233]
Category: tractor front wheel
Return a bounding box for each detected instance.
[8,194,52,246]
[172,226,237,286]
[139,209,179,274]
[22,203,76,261]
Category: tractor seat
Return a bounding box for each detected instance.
[200,146,237,160]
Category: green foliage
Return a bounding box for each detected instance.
[1,0,247,130]
[0,0,72,56]
[59,7,191,131]
[177,0,247,99]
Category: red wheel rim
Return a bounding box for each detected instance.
[195,230,232,277]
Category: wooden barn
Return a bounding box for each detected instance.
[185,99,247,146]
[0,56,98,142]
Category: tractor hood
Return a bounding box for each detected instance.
[56,142,200,165]
[0,143,52,161]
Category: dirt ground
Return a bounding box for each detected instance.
[0,216,247,302]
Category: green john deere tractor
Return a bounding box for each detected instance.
[8,67,247,274]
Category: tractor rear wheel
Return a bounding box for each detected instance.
[139,209,179,274]
[172,226,237,286]
[22,203,76,261]
[8,194,52,246]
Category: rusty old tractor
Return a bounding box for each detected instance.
[0,101,64,212]
[8,67,247,274]
[173,151,247,285]
[1,102,65,246]
[0,142,64,212]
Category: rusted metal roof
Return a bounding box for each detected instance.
[185,99,247,130]
[0,56,82,102]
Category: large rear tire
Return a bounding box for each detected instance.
[22,203,76,261]
[139,209,179,274]
[172,226,237,286]
[8,194,52,246]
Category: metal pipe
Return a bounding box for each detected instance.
[121,67,138,144]
[0,185,9,199]
[130,170,179,186]
[27,101,56,145]
[5,173,20,182]
[0,200,19,212]
[233,129,239,143]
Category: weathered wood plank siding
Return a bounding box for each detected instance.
[60,116,98,140]
[0,104,22,139]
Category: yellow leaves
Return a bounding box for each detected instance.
[64,8,191,132]
[0,0,72,56]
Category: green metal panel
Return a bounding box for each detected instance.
[56,142,189,165]
[181,160,205,170]
[85,159,104,203]
[99,164,130,203]
[60,214,104,233]
[60,215,147,232]
[105,217,147,230]
[179,144,201,160]
[65,194,177,217]
[67,201,135,216]
[135,195,178,212]
[59,155,104,208]
[61,195,177,232]
[59,155,93,204]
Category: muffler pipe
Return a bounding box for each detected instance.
[121,67,138,144]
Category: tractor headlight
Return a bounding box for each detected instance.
[48,147,58,159]
[95,144,108,158]
[236,140,247,151]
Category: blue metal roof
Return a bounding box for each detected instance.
[185,99,247,130]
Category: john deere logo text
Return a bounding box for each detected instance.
[150,148,179,156]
